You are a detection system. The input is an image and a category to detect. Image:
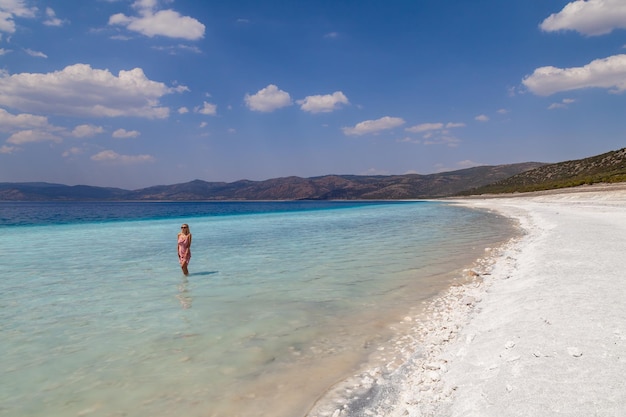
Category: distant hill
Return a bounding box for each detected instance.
[0,182,129,201]
[459,147,626,195]
[0,162,543,201]
[4,147,623,201]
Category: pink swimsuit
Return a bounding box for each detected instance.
[178,234,191,266]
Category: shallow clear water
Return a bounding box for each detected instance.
[0,201,514,417]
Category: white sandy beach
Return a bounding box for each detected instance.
[307,183,626,417]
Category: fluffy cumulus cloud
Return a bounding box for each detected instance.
[112,128,141,138]
[0,63,184,118]
[0,0,37,34]
[91,150,154,164]
[0,108,52,132]
[522,54,626,95]
[0,108,66,146]
[541,0,626,36]
[109,0,205,40]
[342,116,405,136]
[43,7,65,27]
[244,84,292,112]
[7,129,62,144]
[297,91,349,113]
[195,101,217,115]
[72,124,104,138]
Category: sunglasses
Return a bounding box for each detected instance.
[181,226,188,229]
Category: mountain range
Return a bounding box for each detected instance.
[1,163,542,201]
[1,147,624,201]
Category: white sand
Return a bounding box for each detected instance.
[307,183,626,417]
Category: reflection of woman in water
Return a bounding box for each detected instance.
[177,224,192,275]
[177,277,192,309]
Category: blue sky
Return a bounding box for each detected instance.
[1,0,625,189]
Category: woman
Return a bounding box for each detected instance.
[177,224,192,275]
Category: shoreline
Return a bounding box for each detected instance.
[306,183,626,417]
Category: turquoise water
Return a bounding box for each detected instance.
[0,201,514,417]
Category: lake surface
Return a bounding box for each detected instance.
[0,201,515,417]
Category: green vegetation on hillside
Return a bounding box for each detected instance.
[459,147,626,195]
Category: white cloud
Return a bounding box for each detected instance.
[110,34,132,41]
[403,121,465,146]
[72,124,104,138]
[342,116,405,136]
[244,84,292,112]
[7,129,62,144]
[133,0,159,11]
[0,63,182,118]
[0,48,12,55]
[405,122,464,133]
[475,114,489,122]
[541,0,626,36]
[548,98,577,110]
[43,7,65,27]
[405,122,444,133]
[0,13,16,33]
[434,160,482,173]
[522,54,626,95]
[0,108,52,132]
[547,103,567,110]
[199,121,208,128]
[456,160,482,169]
[109,0,205,40]
[397,136,420,144]
[112,128,140,138]
[0,144,19,154]
[423,135,461,148]
[0,0,37,34]
[152,44,202,54]
[195,101,217,115]
[497,108,509,114]
[507,86,518,97]
[24,48,47,58]
[91,150,155,163]
[362,167,391,176]
[297,91,349,113]
[178,106,189,114]
[62,147,83,157]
